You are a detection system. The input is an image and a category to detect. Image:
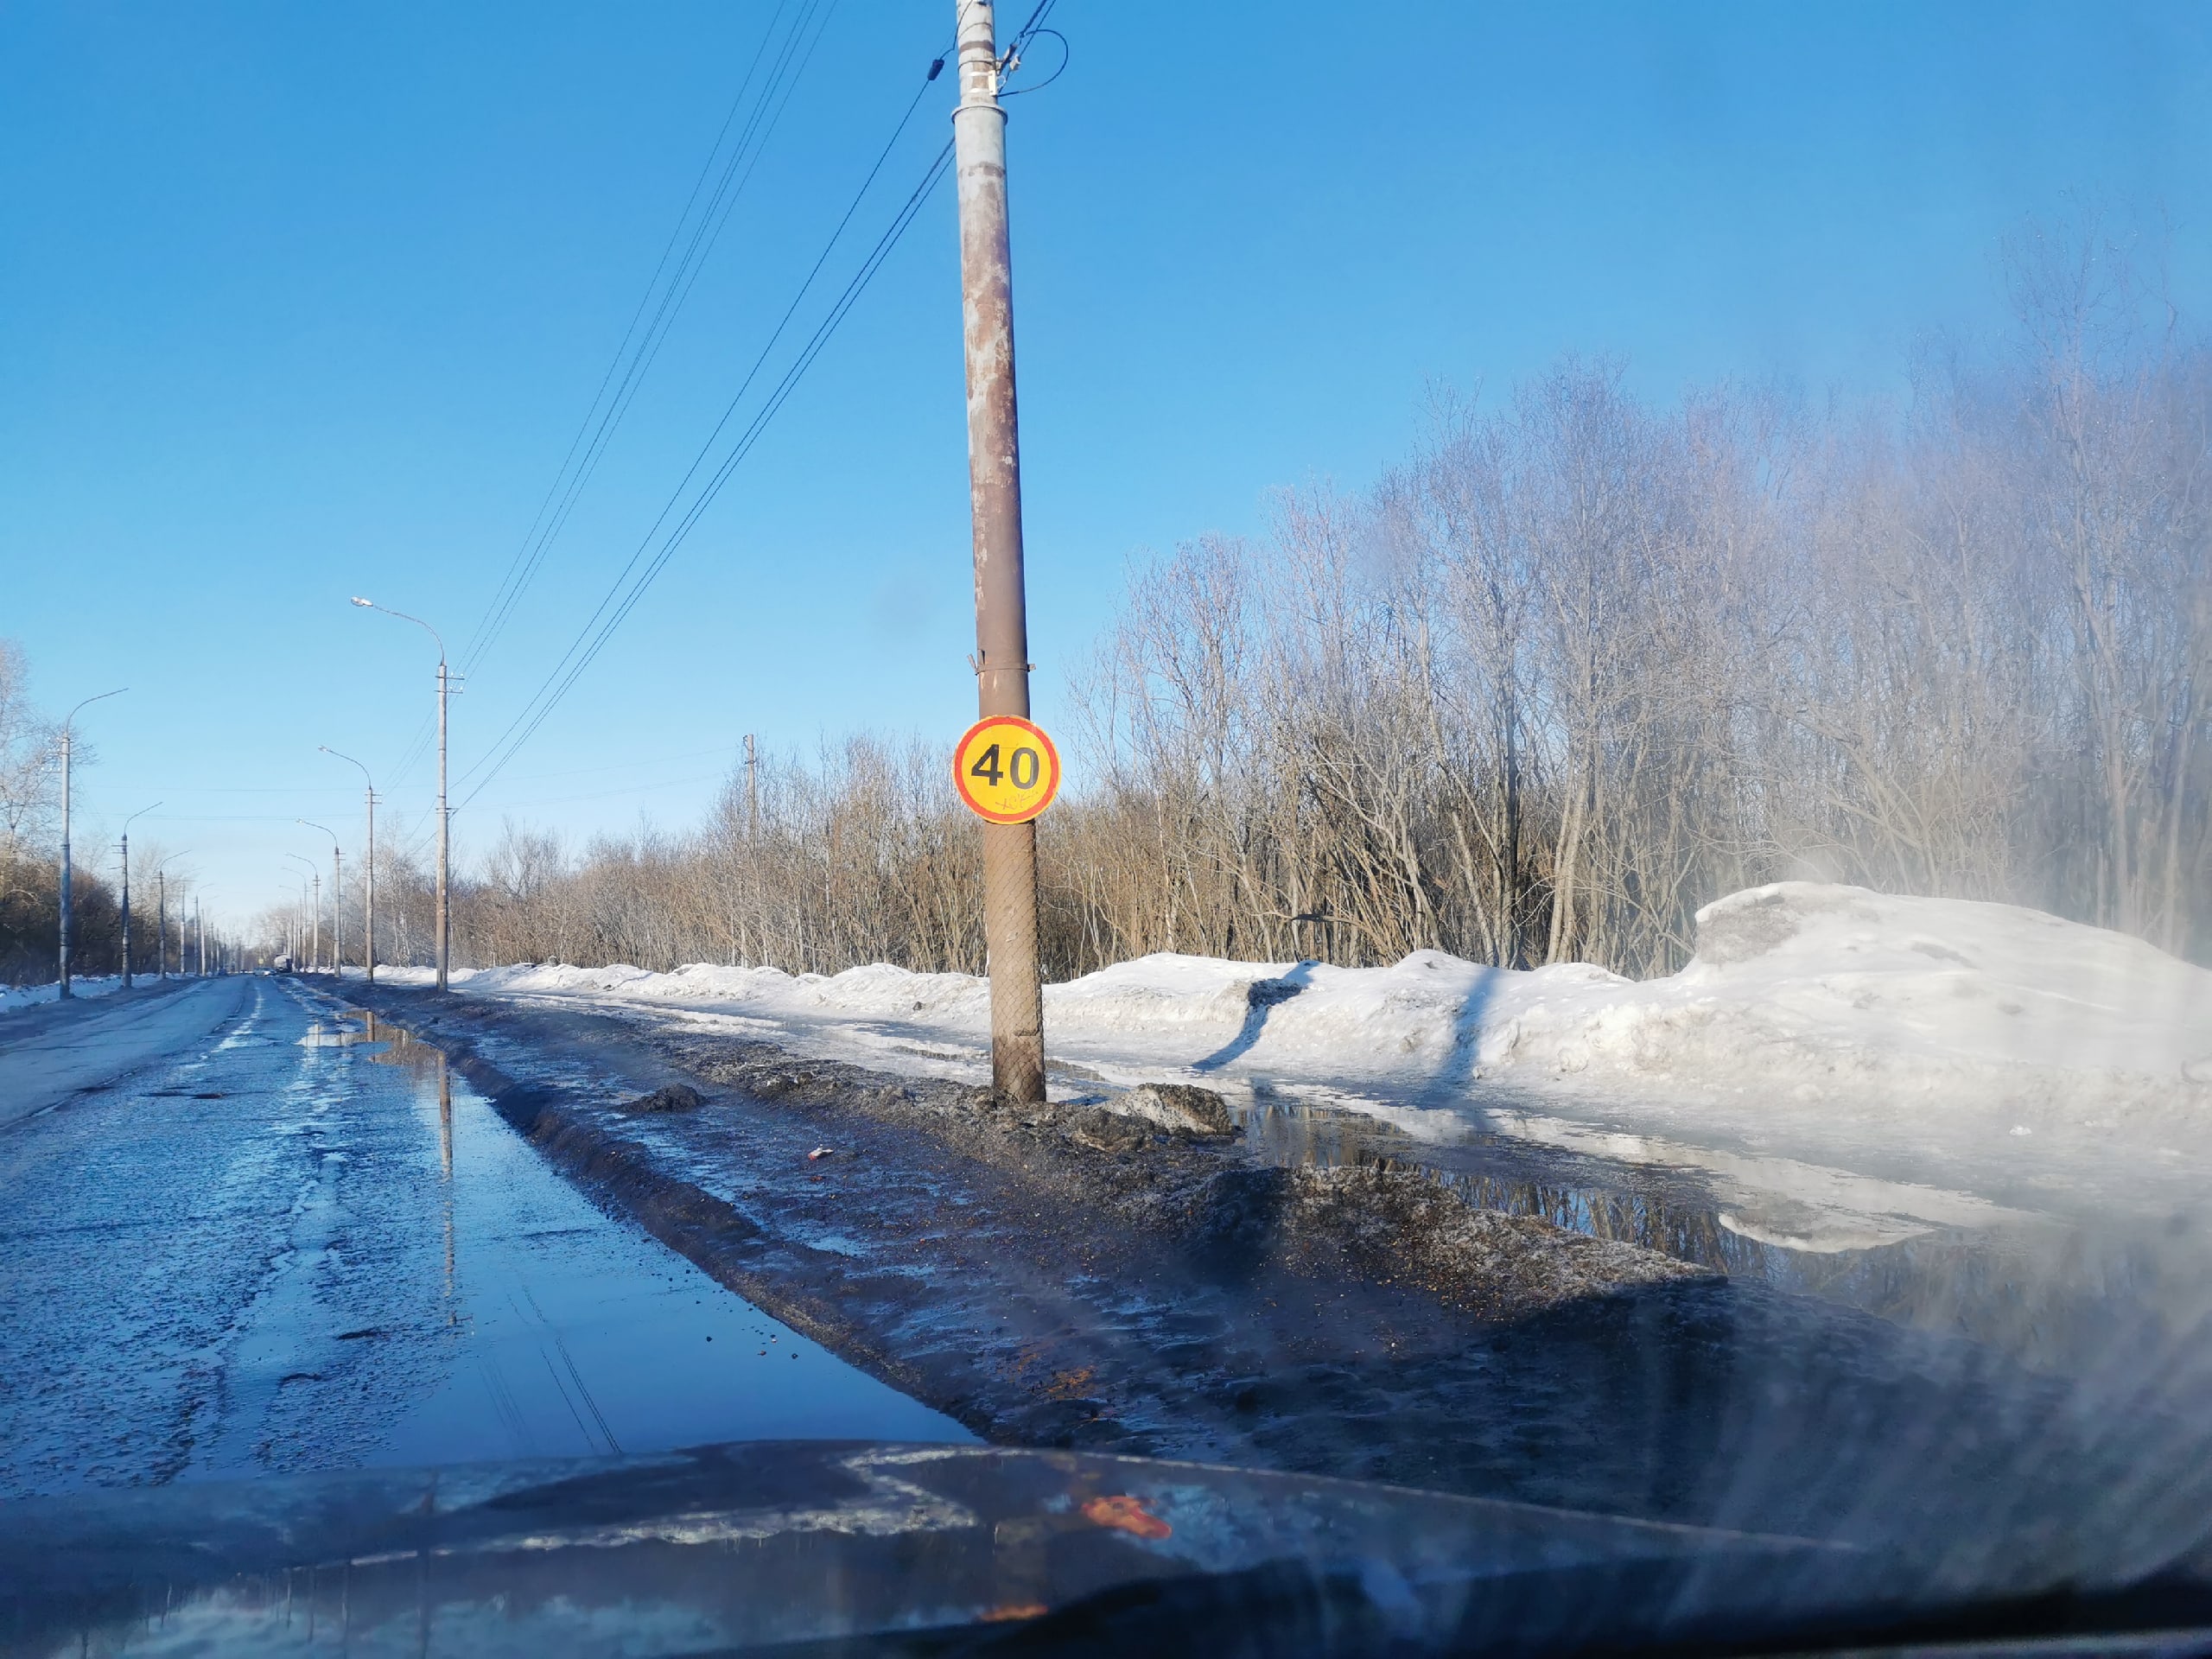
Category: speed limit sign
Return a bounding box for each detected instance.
[954,715,1062,824]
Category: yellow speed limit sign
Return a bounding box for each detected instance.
[954,715,1061,824]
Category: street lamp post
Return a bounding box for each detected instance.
[55,688,126,997]
[284,853,321,971]
[289,872,311,970]
[320,747,375,983]
[153,854,188,982]
[298,820,343,974]
[353,599,451,991]
[118,801,161,988]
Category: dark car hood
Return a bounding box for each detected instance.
[3,1441,2206,1657]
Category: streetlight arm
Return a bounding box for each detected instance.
[352,599,445,664]
[62,687,129,733]
[122,802,162,836]
[319,746,375,791]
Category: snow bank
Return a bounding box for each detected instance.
[384,886,2209,1237]
[441,884,2212,1121]
[0,976,124,1014]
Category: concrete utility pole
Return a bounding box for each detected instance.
[952,0,1046,1103]
[152,857,188,978]
[300,820,342,974]
[353,600,451,991]
[118,801,161,989]
[285,854,321,970]
[745,734,760,836]
[195,899,206,977]
[321,747,376,982]
[55,688,126,997]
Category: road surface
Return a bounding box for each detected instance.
[0,976,229,1130]
[0,976,963,1499]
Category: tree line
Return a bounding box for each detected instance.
[10,227,2205,988]
[297,230,2208,983]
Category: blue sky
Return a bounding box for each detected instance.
[3,1,2207,928]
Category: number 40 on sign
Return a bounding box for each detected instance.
[954,715,1062,824]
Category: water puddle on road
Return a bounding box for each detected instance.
[321,1006,971,1465]
[1233,1079,2212,1380]
[296,1018,381,1049]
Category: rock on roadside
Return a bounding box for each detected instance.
[618,1082,703,1114]
[1109,1082,1236,1137]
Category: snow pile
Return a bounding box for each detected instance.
[1479,884,2212,1111]
[0,976,124,1014]
[362,885,2212,1237]
[443,885,2212,1125]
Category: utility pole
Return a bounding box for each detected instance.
[286,853,321,969]
[118,802,160,989]
[437,658,448,987]
[952,0,1046,1103]
[55,688,126,997]
[745,734,760,836]
[152,859,188,977]
[353,600,451,990]
[300,821,342,974]
[321,747,376,982]
[196,899,205,976]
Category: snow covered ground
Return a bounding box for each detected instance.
[0,976,124,1014]
[366,885,2212,1246]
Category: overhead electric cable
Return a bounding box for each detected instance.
[459,0,842,678]
[457,137,956,809]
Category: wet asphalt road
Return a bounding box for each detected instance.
[0,976,963,1499]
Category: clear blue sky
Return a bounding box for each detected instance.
[3,2,2207,929]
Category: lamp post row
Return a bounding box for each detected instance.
[59,602,448,987]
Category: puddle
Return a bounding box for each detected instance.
[308,1001,974,1464]
[1233,1081,2212,1379]
[296,1018,380,1050]
[322,990,2210,1393]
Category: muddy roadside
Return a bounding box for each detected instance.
[332,980,2175,1549]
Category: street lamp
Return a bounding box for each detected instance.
[118,801,161,988]
[353,598,452,992]
[153,852,190,982]
[298,820,343,975]
[320,747,376,983]
[283,853,321,971]
[55,687,127,997]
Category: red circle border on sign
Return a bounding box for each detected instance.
[953,715,1063,824]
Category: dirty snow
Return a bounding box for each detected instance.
[368,885,2212,1233]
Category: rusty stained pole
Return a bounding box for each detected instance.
[952,0,1046,1103]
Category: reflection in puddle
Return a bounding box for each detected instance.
[315,1001,969,1464]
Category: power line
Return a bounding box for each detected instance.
[462,0,831,675]
[459,0,842,679]
[461,138,956,811]
[455,71,955,809]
